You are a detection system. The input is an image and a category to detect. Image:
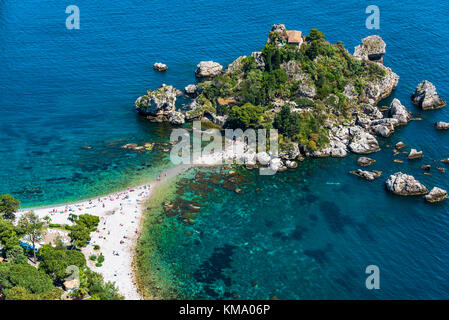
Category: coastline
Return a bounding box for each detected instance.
[16,163,192,300]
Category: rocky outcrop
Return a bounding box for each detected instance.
[370,118,399,137]
[388,98,411,125]
[153,62,168,71]
[348,130,380,154]
[195,61,223,78]
[267,24,288,44]
[441,158,449,164]
[424,187,447,203]
[358,157,376,167]
[279,143,301,160]
[135,84,184,124]
[185,95,216,121]
[251,52,265,70]
[411,80,446,110]
[184,84,197,95]
[353,35,386,63]
[364,65,399,104]
[385,172,429,196]
[407,149,423,160]
[435,122,449,130]
[169,110,185,125]
[395,141,406,150]
[281,61,316,98]
[350,169,382,181]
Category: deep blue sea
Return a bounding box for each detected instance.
[1,0,449,299]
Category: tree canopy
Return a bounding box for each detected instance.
[0,194,20,220]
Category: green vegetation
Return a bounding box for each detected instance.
[194,28,389,150]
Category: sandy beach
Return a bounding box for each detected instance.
[15,140,246,299]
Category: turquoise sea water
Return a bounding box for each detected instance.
[1,0,449,298]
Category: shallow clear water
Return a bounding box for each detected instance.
[1,0,449,298]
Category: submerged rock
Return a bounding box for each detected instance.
[424,187,447,203]
[388,98,412,125]
[385,172,429,196]
[435,122,449,130]
[441,158,449,164]
[411,80,446,110]
[353,35,386,63]
[407,149,423,160]
[357,157,376,167]
[195,61,223,78]
[350,169,382,181]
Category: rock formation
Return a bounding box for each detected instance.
[353,35,386,63]
[358,157,376,167]
[388,98,411,125]
[385,172,429,196]
[153,62,168,71]
[135,84,184,124]
[435,122,449,130]
[350,169,382,181]
[424,187,447,203]
[407,149,423,160]
[411,80,446,110]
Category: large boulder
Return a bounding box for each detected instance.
[135,84,182,124]
[364,65,399,104]
[411,80,446,110]
[385,172,429,196]
[435,122,449,130]
[350,169,382,181]
[169,110,185,125]
[388,98,411,125]
[353,35,386,63]
[358,157,376,167]
[424,187,447,203]
[251,52,265,70]
[370,118,399,137]
[195,61,223,78]
[407,149,423,160]
[348,131,380,154]
[267,24,288,44]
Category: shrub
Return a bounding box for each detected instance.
[227,103,264,129]
[89,255,97,261]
